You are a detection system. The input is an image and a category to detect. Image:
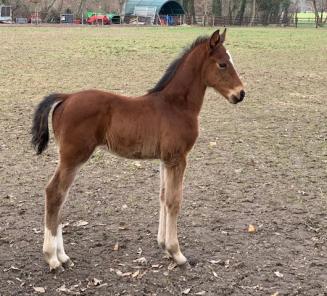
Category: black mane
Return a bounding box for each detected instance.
[148,36,209,94]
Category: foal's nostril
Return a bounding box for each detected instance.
[240,89,245,101]
[240,90,245,100]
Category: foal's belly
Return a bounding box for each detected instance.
[105,134,160,160]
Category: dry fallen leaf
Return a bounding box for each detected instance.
[137,247,143,255]
[274,271,284,278]
[73,220,89,227]
[133,257,147,265]
[122,272,132,277]
[139,270,147,278]
[182,288,191,294]
[209,259,221,264]
[134,161,141,168]
[209,141,217,147]
[3,266,19,273]
[33,287,45,293]
[57,284,68,292]
[248,224,256,233]
[132,270,140,278]
[93,278,102,286]
[97,283,108,289]
[113,242,119,251]
[212,271,218,278]
[62,222,70,228]
[195,291,206,295]
[271,292,279,296]
[168,262,177,270]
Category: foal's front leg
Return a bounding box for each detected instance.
[164,158,187,265]
[157,162,166,249]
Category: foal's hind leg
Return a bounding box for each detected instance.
[43,164,78,270]
[157,162,166,249]
[164,158,187,265]
[43,144,94,271]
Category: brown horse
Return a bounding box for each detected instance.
[31,29,245,271]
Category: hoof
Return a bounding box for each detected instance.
[50,265,65,273]
[173,252,188,266]
[48,258,63,273]
[58,252,70,264]
[62,259,74,269]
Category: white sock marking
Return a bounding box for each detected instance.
[57,224,70,263]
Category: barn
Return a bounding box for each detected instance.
[122,0,185,17]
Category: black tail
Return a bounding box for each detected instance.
[31,93,65,155]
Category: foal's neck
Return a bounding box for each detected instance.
[161,44,208,114]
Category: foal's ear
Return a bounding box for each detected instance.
[209,29,220,49]
[220,28,227,44]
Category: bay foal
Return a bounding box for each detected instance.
[32,29,245,271]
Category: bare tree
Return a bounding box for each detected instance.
[43,0,58,22]
[308,0,326,27]
[76,0,87,18]
[250,0,257,25]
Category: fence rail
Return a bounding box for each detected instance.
[154,15,323,27]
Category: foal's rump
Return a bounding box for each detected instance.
[31,90,111,158]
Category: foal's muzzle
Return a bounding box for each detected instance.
[230,90,245,104]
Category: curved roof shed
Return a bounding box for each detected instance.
[123,0,185,16]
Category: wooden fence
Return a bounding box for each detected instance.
[156,15,324,28]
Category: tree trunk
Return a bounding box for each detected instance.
[77,0,87,18]
[183,0,196,24]
[311,0,320,27]
[250,0,256,26]
[43,0,57,22]
[212,0,222,16]
[238,0,247,25]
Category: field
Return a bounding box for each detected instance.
[296,12,320,26]
[0,26,327,295]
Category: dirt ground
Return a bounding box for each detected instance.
[0,26,326,296]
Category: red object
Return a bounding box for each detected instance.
[74,19,81,24]
[28,13,42,23]
[87,15,110,25]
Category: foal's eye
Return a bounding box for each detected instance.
[218,63,227,69]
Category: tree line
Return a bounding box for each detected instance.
[1,0,326,26]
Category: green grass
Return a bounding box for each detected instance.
[297,12,316,19]
[295,11,326,27]
[0,26,326,105]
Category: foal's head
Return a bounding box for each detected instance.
[203,29,245,104]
